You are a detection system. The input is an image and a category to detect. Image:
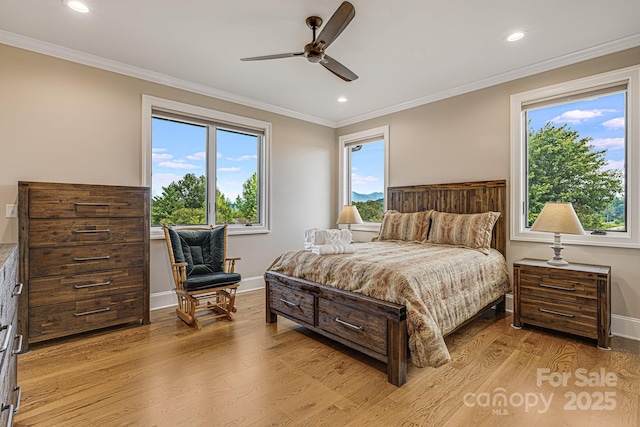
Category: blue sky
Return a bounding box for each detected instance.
[151,118,258,200]
[351,140,384,196]
[527,92,626,172]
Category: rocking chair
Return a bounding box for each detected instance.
[163,224,241,328]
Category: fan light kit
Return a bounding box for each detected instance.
[241,1,358,81]
[64,0,90,13]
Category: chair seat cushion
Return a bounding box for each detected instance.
[183,272,241,291]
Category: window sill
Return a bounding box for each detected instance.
[150,226,270,240]
[511,230,640,249]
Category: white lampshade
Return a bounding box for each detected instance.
[531,202,584,266]
[531,202,585,235]
[337,205,363,225]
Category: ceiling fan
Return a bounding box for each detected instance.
[240,1,358,82]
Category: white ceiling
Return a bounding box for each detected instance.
[1,0,639,127]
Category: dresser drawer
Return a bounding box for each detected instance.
[28,188,146,218]
[29,243,144,278]
[520,270,596,302]
[0,313,19,427]
[318,297,387,356]
[0,248,20,327]
[269,283,315,325]
[29,268,144,308]
[28,218,145,247]
[520,296,598,339]
[28,291,145,342]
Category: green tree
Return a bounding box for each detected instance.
[353,199,384,222]
[151,173,206,225]
[216,188,235,224]
[528,123,623,229]
[234,173,258,223]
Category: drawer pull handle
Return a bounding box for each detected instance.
[12,282,23,297]
[539,283,576,291]
[12,334,23,355]
[73,229,111,234]
[538,307,576,318]
[74,307,111,317]
[74,280,112,289]
[73,255,111,262]
[335,317,364,331]
[74,202,111,207]
[13,386,21,414]
[279,298,300,308]
[0,324,13,353]
[1,403,14,427]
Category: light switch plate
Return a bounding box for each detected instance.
[6,204,17,218]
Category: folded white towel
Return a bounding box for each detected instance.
[303,228,319,250]
[310,244,356,255]
[311,229,353,245]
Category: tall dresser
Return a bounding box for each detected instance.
[18,181,150,350]
[1,244,21,426]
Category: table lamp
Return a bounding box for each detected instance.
[337,205,363,230]
[530,201,585,266]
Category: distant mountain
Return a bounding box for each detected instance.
[352,191,384,202]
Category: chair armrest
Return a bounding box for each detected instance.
[225,257,241,273]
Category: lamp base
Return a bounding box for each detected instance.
[547,232,569,266]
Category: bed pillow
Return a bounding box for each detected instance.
[427,211,500,254]
[377,210,432,242]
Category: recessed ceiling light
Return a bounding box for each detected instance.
[337,97,348,103]
[64,0,90,13]
[506,31,527,42]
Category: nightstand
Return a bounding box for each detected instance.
[512,258,611,350]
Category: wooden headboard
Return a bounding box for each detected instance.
[387,180,506,257]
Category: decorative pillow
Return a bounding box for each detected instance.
[427,211,500,254]
[377,210,432,242]
[167,225,226,276]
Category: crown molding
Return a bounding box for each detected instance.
[0,30,336,128]
[2,30,639,130]
[335,33,640,128]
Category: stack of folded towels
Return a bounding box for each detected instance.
[304,228,356,255]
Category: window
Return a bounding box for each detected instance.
[339,126,389,230]
[510,66,640,248]
[142,96,270,236]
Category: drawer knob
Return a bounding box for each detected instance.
[538,307,576,318]
[335,317,364,331]
[73,306,111,317]
[12,334,23,356]
[12,282,23,297]
[0,324,13,353]
[539,283,576,291]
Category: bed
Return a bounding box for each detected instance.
[264,180,510,386]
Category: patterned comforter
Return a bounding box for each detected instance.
[267,241,511,368]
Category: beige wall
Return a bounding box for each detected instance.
[341,47,640,321]
[0,43,337,298]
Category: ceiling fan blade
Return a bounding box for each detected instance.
[241,52,305,61]
[320,55,358,81]
[314,1,355,50]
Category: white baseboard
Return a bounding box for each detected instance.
[503,293,639,342]
[150,275,265,311]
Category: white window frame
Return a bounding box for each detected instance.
[142,95,271,238]
[510,65,640,248]
[338,125,390,232]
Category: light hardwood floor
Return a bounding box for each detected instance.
[14,289,640,426]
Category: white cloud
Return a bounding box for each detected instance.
[152,148,168,152]
[158,160,198,169]
[603,159,625,171]
[151,173,182,196]
[186,151,206,161]
[218,167,241,172]
[602,117,625,129]
[351,173,378,185]
[227,155,258,161]
[551,109,615,125]
[591,137,625,151]
[217,152,222,158]
[152,152,173,162]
